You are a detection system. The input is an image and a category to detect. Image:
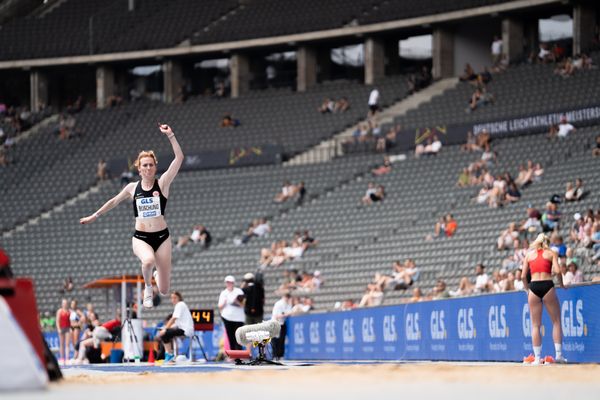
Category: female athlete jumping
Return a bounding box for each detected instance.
[80,123,184,308]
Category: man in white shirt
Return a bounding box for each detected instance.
[491,36,502,65]
[473,264,490,293]
[156,291,194,362]
[271,293,293,359]
[557,116,575,138]
[218,275,246,350]
[368,88,380,116]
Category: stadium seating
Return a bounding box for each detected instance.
[0,76,407,231]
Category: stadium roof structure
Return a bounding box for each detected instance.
[0,0,566,69]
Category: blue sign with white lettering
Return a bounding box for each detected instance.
[286,284,600,362]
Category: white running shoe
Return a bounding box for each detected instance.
[554,355,568,364]
[143,286,154,309]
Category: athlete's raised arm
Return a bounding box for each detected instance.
[157,123,184,197]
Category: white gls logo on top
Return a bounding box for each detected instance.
[343,319,355,343]
[405,312,420,341]
[430,310,446,340]
[488,305,508,338]
[383,315,397,342]
[309,321,320,344]
[522,304,531,337]
[294,323,305,344]
[362,317,376,343]
[325,320,336,344]
[562,300,586,337]
[457,308,475,339]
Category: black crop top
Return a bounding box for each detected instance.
[133,179,167,219]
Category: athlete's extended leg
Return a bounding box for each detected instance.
[132,237,157,307]
[154,238,172,295]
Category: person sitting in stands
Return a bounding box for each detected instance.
[176,224,211,250]
[274,181,298,203]
[565,178,584,201]
[220,113,240,128]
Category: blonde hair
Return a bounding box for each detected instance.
[530,233,550,250]
[134,150,158,168]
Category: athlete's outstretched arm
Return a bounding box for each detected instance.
[79,182,135,224]
[157,123,184,197]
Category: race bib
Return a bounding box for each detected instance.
[136,196,161,219]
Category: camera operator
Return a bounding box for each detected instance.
[241,272,264,325]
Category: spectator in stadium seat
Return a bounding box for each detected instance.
[367,87,380,116]
[218,276,245,351]
[592,135,600,157]
[240,218,271,244]
[467,87,494,112]
[459,63,477,82]
[96,159,108,181]
[274,181,297,203]
[295,181,306,205]
[334,97,350,113]
[565,178,584,202]
[461,131,481,152]
[432,280,450,299]
[358,283,384,307]
[318,98,336,113]
[497,222,519,251]
[156,291,194,362]
[362,182,385,205]
[568,262,584,285]
[407,287,424,303]
[428,214,457,240]
[372,156,392,176]
[505,182,521,203]
[291,297,314,315]
[176,224,211,250]
[537,43,554,63]
[542,202,561,232]
[548,115,576,139]
[415,135,442,157]
[513,269,525,290]
[220,113,240,128]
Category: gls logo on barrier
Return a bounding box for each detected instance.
[489,305,508,338]
[458,308,475,339]
[362,317,376,343]
[405,312,421,341]
[294,323,305,344]
[562,300,587,337]
[343,318,355,343]
[309,321,320,344]
[430,310,446,340]
[325,320,337,344]
[522,304,531,338]
[383,315,397,342]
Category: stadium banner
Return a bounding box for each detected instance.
[395,105,600,150]
[286,284,599,363]
[106,144,282,176]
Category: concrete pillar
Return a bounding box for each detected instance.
[502,18,524,63]
[230,53,250,98]
[523,20,538,59]
[96,65,115,109]
[30,70,48,113]
[364,37,385,84]
[573,4,596,55]
[297,46,317,92]
[162,59,183,103]
[432,28,454,79]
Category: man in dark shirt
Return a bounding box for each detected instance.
[241,273,264,325]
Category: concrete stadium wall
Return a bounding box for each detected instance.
[453,21,500,75]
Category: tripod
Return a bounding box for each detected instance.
[121,317,141,362]
[248,339,283,366]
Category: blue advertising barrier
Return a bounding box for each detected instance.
[286,284,600,363]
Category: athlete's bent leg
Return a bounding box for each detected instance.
[154,239,172,295]
[132,237,157,286]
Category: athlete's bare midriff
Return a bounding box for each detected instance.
[135,215,168,232]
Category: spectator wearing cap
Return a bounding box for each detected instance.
[241,272,264,325]
[218,275,245,350]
